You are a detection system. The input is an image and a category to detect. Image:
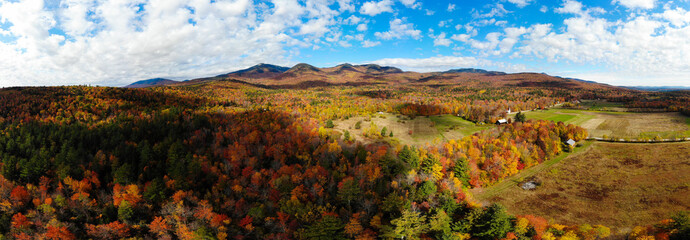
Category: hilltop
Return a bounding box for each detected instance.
[125,78,179,88]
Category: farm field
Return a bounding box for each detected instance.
[512,109,690,139]
[477,142,690,237]
[333,113,492,146]
[578,100,627,111]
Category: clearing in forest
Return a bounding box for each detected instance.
[513,109,690,139]
[332,113,492,146]
[477,142,690,236]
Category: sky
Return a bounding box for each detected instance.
[1,0,690,87]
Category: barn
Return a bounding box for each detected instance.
[566,139,576,146]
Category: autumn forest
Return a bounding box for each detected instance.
[0,65,688,240]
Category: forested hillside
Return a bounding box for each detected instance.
[0,81,687,239]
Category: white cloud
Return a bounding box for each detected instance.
[433,32,452,46]
[337,0,356,12]
[468,32,502,54]
[656,7,690,27]
[555,0,585,15]
[472,3,509,19]
[512,11,690,85]
[612,0,656,9]
[344,15,362,25]
[425,9,435,15]
[299,18,332,36]
[60,0,96,36]
[362,40,381,47]
[370,56,493,72]
[540,5,548,12]
[555,0,606,16]
[374,18,421,40]
[0,0,59,42]
[0,0,347,87]
[451,34,472,42]
[399,0,421,9]
[357,23,368,31]
[359,0,393,16]
[507,0,533,8]
[447,3,456,12]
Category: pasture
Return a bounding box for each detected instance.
[333,113,492,146]
[475,142,690,236]
[513,109,690,139]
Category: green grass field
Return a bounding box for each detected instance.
[578,100,626,111]
[334,113,492,146]
[429,115,492,137]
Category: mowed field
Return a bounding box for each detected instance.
[512,109,690,139]
[478,142,690,236]
[333,113,492,146]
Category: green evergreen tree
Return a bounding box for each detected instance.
[343,130,351,141]
[118,200,134,222]
[416,180,437,200]
[429,210,453,238]
[453,158,470,186]
[337,179,361,208]
[472,203,512,240]
[398,146,420,170]
[302,215,346,240]
[382,209,428,240]
[421,154,440,174]
[325,120,335,128]
[113,163,132,184]
[143,178,167,204]
[515,111,526,123]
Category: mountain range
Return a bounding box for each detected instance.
[125,63,618,90]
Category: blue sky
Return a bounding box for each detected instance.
[1,0,690,87]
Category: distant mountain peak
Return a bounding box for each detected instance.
[331,63,360,73]
[287,63,321,73]
[217,63,290,78]
[125,78,178,88]
[357,64,403,74]
[336,63,354,68]
[445,68,506,75]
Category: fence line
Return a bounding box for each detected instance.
[586,137,690,143]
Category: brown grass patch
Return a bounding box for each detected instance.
[584,112,689,138]
[333,113,490,147]
[333,113,442,146]
[486,142,690,236]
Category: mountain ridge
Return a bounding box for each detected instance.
[124,63,621,91]
[125,78,178,88]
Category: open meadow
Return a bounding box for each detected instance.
[513,108,690,139]
[476,141,690,237]
[333,112,492,146]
